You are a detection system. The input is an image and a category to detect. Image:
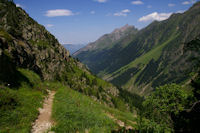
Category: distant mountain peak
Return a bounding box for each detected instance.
[112,24,135,34]
[73,24,138,56]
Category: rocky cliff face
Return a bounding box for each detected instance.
[0,0,69,81]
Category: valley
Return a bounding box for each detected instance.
[74,2,200,95]
[0,0,200,132]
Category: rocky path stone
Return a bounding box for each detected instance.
[31,90,56,133]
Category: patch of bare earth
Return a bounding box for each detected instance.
[31,90,56,133]
[106,113,135,130]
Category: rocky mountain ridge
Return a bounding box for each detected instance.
[74,24,137,55]
[0,1,69,81]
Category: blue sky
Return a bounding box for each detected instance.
[13,0,198,44]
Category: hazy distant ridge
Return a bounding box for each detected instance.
[63,44,86,54]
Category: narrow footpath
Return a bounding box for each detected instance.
[31,90,56,133]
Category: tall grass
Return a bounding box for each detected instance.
[0,69,47,133]
[51,83,137,132]
[51,85,117,133]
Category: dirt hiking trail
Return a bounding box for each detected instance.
[31,90,55,133]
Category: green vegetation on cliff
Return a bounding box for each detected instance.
[136,38,200,132]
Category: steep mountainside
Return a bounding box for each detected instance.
[0,0,123,107]
[0,0,70,81]
[74,2,200,95]
[73,24,138,73]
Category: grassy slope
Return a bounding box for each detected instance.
[63,58,132,112]
[123,34,178,90]
[0,69,47,133]
[104,32,179,93]
[51,84,137,133]
[0,68,138,133]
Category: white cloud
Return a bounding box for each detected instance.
[90,11,95,14]
[16,4,23,8]
[45,9,75,17]
[94,0,107,3]
[168,3,175,7]
[139,12,172,22]
[131,1,144,5]
[182,0,196,5]
[114,9,130,17]
[182,1,190,5]
[122,9,131,13]
[46,24,54,28]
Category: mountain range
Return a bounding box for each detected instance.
[74,2,200,95]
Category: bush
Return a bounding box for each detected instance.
[139,84,188,132]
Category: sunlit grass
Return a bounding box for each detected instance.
[51,83,137,132]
